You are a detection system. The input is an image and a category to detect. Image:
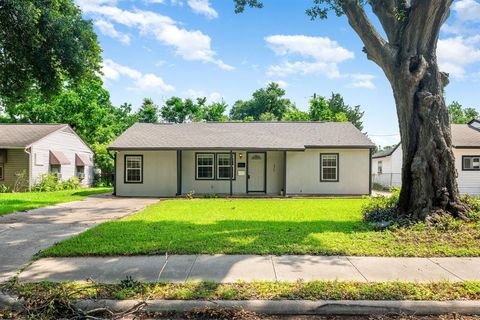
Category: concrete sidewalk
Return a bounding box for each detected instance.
[18,255,480,283]
[0,194,158,283]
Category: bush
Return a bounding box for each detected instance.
[362,188,400,226]
[460,194,480,222]
[32,174,81,192]
[0,184,12,193]
[92,176,113,188]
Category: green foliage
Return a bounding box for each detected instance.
[160,97,201,123]
[32,174,81,192]
[200,101,228,122]
[362,188,400,224]
[448,101,479,124]
[309,93,364,130]
[137,98,159,123]
[0,185,12,193]
[230,83,296,121]
[0,0,101,103]
[13,170,29,192]
[258,112,277,121]
[282,109,310,121]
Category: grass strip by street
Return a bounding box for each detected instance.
[0,187,113,216]
[41,198,480,257]
[5,280,480,302]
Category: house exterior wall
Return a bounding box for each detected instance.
[371,147,402,188]
[30,127,94,187]
[181,150,284,195]
[286,148,370,195]
[116,150,177,197]
[454,148,480,196]
[0,149,29,190]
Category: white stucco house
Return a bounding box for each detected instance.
[372,120,480,195]
[108,122,375,197]
[0,124,94,190]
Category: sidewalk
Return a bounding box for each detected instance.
[18,255,480,283]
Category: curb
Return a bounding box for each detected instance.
[74,299,480,315]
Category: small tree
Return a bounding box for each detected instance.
[160,97,202,123]
[448,101,479,124]
[309,93,364,130]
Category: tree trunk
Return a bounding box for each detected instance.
[389,55,467,220]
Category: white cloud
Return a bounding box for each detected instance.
[102,59,174,92]
[78,2,233,70]
[267,61,341,78]
[185,89,224,102]
[187,0,218,18]
[266,35,354,62]
[94,19,130,44]
[272,80,288,88]
[437,35,480,78]
[452,0,480,22]
[348,73,376,89]
[265,35,354,79]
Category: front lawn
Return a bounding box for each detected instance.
[42,198,480,257]
[0,187,113,216]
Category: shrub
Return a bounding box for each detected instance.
[13,170,29,192]
[460,194,480,222]
[32,174,60,192]
[32,174,81,192]
[362,188,400,226]
[0,184,12,193]
[92,177,113,188]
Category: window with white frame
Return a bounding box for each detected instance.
[196,153,214,179]
[0,163,3,181]
[125,155,143,183]
[50,165,61,178]
[378,161,383,174]
[320,154,339,182]
[217,153,235,180]
[76,166,85,179]
[463,156,480,171]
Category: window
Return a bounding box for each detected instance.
[125,155,143,183]
[320,153,339,182]
[76,166,85,179]
[378,161,383,174]
[50,165,61,178]
[196,154,214,180]
[217,153,235,180]
[0,164,3,181]
[463,156,480,171]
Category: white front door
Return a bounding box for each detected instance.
[248,153,266,192]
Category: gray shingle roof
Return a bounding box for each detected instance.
[109,122,375,150]
[451,124,480,147]
[0,124,67,148]
[372,124,480,159]
[372,144,400,158]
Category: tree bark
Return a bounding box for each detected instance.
[389,56,467,220]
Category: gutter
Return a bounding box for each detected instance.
[24,147,32,191]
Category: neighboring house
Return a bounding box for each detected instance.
[371,120,480,195]
[0,124,94,190]
[108,122,375,197]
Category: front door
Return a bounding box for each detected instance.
[247,152,266,192]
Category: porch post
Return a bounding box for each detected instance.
[230,150,233,196]
[113,152,117,196]
[283,151,287,197]
[177,150,182,196]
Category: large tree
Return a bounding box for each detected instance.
[235,0,467,220]
[0,0,101,103]
[309,93,364,130]
[230,82,296,121]
[137,98,160,123]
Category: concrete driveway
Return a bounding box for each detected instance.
[0,194,158,283]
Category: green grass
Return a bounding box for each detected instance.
[42,198,480,257]
[0,188,113,216]
[8,280,480,301]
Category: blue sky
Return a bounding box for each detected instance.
[77,0,480,147]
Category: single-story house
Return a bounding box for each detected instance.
[108,122,375,197]
[372,120,480,195]
[0,124,94,190]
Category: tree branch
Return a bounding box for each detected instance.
[401,0,453,57]
[341,1,394,72]
[369,0,402,44]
